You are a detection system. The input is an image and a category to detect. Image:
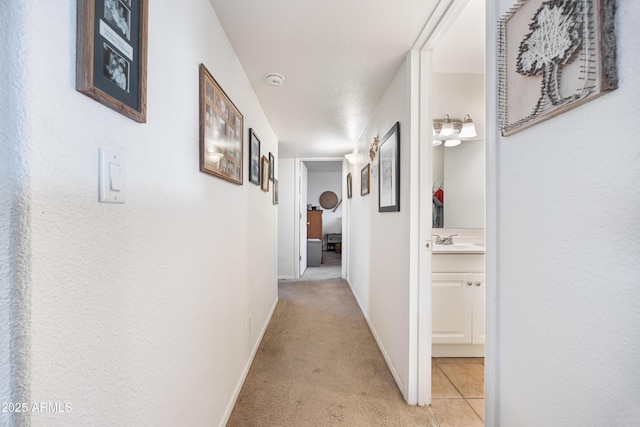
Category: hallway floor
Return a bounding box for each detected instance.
[431,357,484,426]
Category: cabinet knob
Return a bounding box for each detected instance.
[475,282,482,286]
[467,281,473,286]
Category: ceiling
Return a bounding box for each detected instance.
[208,0,485,159]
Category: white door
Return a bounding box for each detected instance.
[298,162,308,277]
[472,273,485,345]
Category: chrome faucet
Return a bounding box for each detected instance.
[433,234,457,245]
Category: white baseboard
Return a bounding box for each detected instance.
[345,278,407,401]
[219,297,279,427]
[432,344,485,358]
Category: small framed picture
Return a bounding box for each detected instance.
[249,129,261,185]
[272,179,279,205]
[346,173,353,199]
[268,152,275,182]
[361,163,370,196]
[378,122,400,212]
[76,0,148,122]
[260,156,270,192]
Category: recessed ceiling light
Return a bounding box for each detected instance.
[265,72,285,87]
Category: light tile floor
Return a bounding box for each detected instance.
[431,357,484,427]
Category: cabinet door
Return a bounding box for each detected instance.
[432,273,473,344]
[307,210,323,239]
[472,273,485,344]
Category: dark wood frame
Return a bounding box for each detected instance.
[199,64,244,184]
[346,173,353,199]
[378,122,400,212]
[249,129,261,185]
[269,152,275,182]
[260,156,270,192]
[76,0,148,122]
[360,163,370,196]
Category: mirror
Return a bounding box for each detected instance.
[433,141,485,228]
[432,72,485,229]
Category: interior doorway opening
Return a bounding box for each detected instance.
[298,160,345,281]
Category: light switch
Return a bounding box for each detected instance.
[109,162,122,191]
[99,148,126,203]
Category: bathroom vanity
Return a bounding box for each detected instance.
[432,232,485,357]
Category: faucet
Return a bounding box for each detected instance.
[433,234,457,245]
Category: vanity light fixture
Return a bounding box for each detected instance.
[444,139,461,147]
[432,113,477,146]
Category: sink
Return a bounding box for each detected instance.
[432,242,485,253]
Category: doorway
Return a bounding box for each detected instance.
[297,159,345,281]
[417,0,487,422]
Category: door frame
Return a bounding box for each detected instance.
[293,158,345,279]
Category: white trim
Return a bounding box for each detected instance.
[346,278,406,396]
[220,297,279,427]
[416,48,434,406]
[484,0,499,425]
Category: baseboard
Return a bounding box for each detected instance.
[345,278,407,401]
[432,344,485,358]
[219,297,278,427]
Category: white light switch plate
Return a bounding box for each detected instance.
[99,148,126,203]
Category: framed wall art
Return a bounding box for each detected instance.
[378,122,400,212]
[76,0,148,123]
[346,173,353,199]
[269,152,275,182]
[273,179,279,205]
[249,129,261,185]
[360,164,370,196]
[498,0,617,136]
[199,64,244,184]
[260,156,270,192]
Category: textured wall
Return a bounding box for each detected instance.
[4,1,278,426]
[490,1,640,425]
[1,1,31,426]
[346,57,414,401]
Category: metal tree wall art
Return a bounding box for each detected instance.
[498,0,617,136]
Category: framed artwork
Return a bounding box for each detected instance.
[260,156,270,192]
[378,122,400,212]
[199,64,243,184]
[360,164,370,196]
[269,152,275,182]
[272,179,279,205]
[498,0,617,136]
[76,0,148,123]
[249,129,261,185]
[346,173,353,199]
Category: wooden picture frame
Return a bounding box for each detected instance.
[360,163,370,196]
[260,156,270,192]
[498,0,617,136]
[268,152,275,182]
[76,0,148,123]
[346,173,353,199]
[378,122,400,212]
[199,64,243,184]
[249,129,261,185]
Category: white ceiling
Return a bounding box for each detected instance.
[208,0,485,159]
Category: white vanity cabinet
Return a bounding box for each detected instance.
[432,253,485,357]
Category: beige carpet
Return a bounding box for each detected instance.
[227,278,438,426]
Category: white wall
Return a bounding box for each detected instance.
[2,1,278,426]
[307,171,343,247]
[277,158,296,279]
[488,1,640,425]
[346,56,415,400]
